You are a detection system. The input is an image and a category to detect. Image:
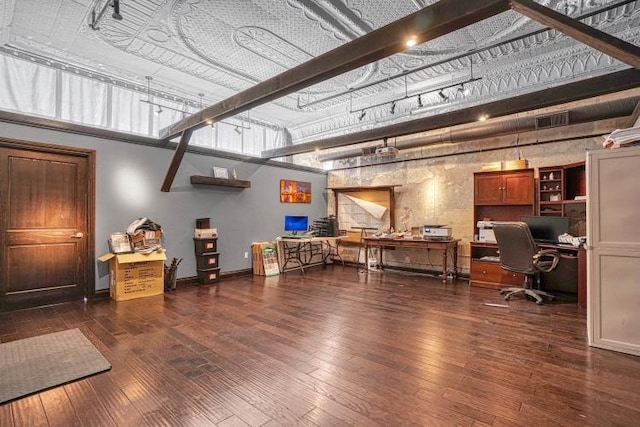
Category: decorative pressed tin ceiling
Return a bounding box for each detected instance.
[1,0,639,144]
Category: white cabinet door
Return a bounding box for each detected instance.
[587,146,640,356]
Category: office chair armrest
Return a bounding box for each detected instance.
[533,249,560,273]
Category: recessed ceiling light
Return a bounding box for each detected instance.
[478,114,489,121]
[406,36,417,48]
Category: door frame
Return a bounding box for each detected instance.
[0,136,96,301]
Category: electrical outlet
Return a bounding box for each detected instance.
[244,252,249,259]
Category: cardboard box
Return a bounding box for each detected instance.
[98,251,166,301]
[503,159,529,170]
[481,161,502,171]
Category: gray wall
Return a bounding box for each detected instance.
[0,121,328,291]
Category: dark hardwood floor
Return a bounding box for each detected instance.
[1,266,639,426]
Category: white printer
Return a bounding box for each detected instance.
[422,225,452,241]
[476,221,496,243]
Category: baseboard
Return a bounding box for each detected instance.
[177,268,253,285]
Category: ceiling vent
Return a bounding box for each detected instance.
[535,111,569,129]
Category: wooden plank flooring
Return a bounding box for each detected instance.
[1,266,640,426]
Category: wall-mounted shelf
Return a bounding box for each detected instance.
[190,175,251,188]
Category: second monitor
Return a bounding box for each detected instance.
[521,215,569,243]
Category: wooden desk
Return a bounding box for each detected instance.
[470,241,586,308]
[538,243,586,308]
[277,236,344,273]
[363,237,460,283]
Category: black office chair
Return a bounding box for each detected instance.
[493,221,560,305]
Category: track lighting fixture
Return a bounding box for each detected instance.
[417,95,423,108]
[154,106,162,115]
[359,110,367,121]
[89,0,124,30]
[112,0,122,20]
[438,90,448,101]
[234,126,242,134]
[390,101,396,115]
[457,84,471,97]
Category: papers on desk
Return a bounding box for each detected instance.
[480,256,501,262]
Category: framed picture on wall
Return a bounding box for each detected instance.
[212,167,229,179]
[280,179,311,203]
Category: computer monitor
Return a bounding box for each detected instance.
[284,215,308,234]
[520,215,569,243]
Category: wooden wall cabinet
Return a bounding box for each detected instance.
[471,169,534,289]
[474,170,534,206]
[473,169,535,234]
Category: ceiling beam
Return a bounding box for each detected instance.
[158,0,510,190]
[161,0,509,141]
[261,69,640,158]
[509,0,640,69]
[160,129,193,192]
[160,0,509,139]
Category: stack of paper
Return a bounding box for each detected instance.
[603,127,640,149]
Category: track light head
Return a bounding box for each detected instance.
[390,101,396,115]
[417,95,423,108]
[235,126,242,134]
[458,84,471,97]
[112,0,123,20]
[154,106,162,115]
[438,90,448,101]
[359,110,366,121]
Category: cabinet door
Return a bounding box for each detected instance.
[503,171,534,205]
[474,174,504,205]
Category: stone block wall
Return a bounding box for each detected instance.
[327,125,614,276]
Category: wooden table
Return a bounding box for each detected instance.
[278,236,344,273]
[363,237,460,283]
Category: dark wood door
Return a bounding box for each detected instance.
[0,139,94,310]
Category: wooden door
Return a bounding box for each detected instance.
[0,139,95,310]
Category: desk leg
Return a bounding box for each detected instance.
[452,243,458,279]
[441,249,447,283]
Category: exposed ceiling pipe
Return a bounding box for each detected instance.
[317,95,639,162]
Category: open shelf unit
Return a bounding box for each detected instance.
[190,175,251,188]
[538,162,586,236]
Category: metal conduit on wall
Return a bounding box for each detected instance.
[317,96,639,162]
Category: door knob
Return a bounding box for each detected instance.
[71,232,84,238]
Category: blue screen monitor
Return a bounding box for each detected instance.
[520,215,569,243]
[284,215,308,234]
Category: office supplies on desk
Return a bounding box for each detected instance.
[422,226,451,240]
[477,221,497,243]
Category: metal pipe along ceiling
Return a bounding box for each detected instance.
[316,95,639,162]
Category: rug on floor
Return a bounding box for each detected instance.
[0,328,111,404]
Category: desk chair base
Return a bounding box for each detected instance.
[499,287,554,305]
